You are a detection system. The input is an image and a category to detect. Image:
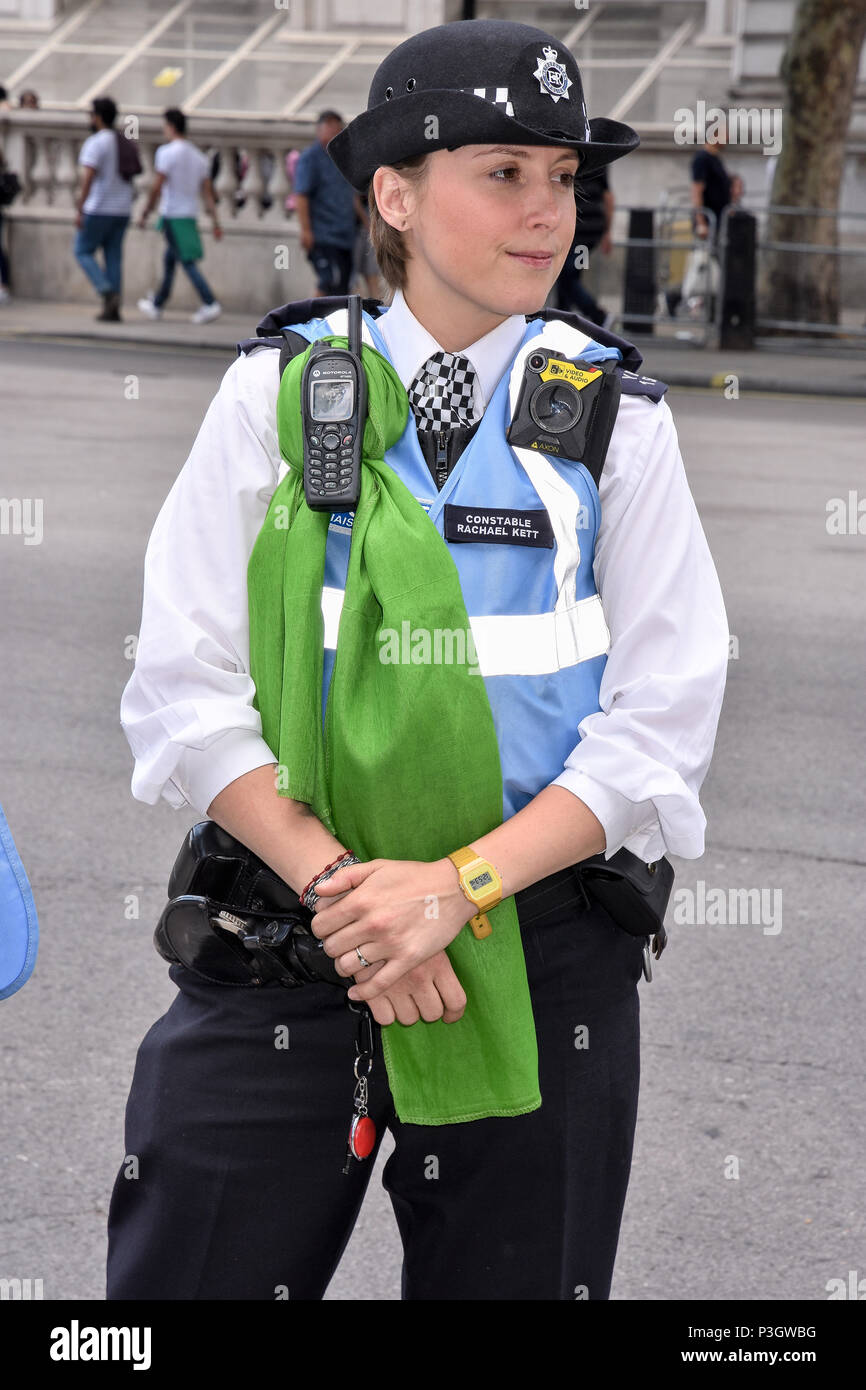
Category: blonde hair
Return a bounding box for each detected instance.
[367,154,430,295]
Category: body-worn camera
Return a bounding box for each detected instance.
[506,348,621,483]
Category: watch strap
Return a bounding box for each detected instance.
[469,911,493,940]
[448,845,479,872]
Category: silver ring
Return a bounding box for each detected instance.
[355,946,372,968]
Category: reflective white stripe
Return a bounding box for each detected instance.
[511,443,583,618]
[321,584,344,649]
[320,586,610,675]
[468,597,610,675]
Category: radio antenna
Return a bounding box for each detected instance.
[347,294,361,357]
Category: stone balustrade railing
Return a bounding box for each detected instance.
[0,110,321,230]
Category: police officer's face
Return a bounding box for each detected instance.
[396,143,580,318]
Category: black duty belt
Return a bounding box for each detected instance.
[514,864,589,925]
[156,822,668,989]
[515,862,667,981]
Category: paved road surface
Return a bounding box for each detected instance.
[1,339,863,1300]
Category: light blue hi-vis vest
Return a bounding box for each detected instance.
[277,306,623,822]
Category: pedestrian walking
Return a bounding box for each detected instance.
[666,124,733,320]
[137,107,222,324]
[293,110,357,297]
[555,165,615,326]
[0,144,20,303]
[692,124,733,245]
[107,18,728,1301]
[74,97,135,321]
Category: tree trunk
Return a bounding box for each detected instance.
[761,0,866,335]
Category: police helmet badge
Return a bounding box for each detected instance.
[533,45,572,103]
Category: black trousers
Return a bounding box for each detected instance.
[106,874,643,1300]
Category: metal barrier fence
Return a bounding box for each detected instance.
[748,204,866,340]
[583,200,866,347]
[616,202,719,346]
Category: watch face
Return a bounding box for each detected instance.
[468,869,494,893]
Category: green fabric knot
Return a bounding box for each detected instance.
[277,336,409,471]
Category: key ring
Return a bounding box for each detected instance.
[351,999,375,1062]
[342,1000,377,1172]
[353,1073,369,1115]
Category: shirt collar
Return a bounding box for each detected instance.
[376,288,528,413]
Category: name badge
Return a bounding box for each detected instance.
[443,505,554,547]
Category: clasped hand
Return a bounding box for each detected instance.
[310,858,473,1027]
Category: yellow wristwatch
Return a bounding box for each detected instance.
[447,846,503,940]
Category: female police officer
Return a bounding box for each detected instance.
[107,19,728,1301]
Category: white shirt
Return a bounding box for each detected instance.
[154,138,210,218]
[120,291,729,863]
[384,288,527,418]
[79,128,133,216]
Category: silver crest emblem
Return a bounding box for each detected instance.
[532,45,572,104]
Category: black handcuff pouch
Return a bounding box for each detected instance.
[153,821,349,990]
[577,848,673,958]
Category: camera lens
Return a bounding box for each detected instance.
[529,380,583,434]
[528,353,546,371]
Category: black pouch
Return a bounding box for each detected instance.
[167,819,306,913]
[154,822,348,989]
[577,848,674,954]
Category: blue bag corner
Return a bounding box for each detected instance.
[0,800,39,1000]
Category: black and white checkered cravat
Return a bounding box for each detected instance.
[407,350,479,429]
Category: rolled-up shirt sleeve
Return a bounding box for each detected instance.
[121,348,284,815]
[551,392,729,862]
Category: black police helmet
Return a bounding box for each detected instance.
[327,18,640,192]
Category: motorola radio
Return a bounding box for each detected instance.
[301,294,367,511]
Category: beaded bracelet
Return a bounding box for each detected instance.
[301,852,360,912]
[303,856,360,912]
[300,852,353,905]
